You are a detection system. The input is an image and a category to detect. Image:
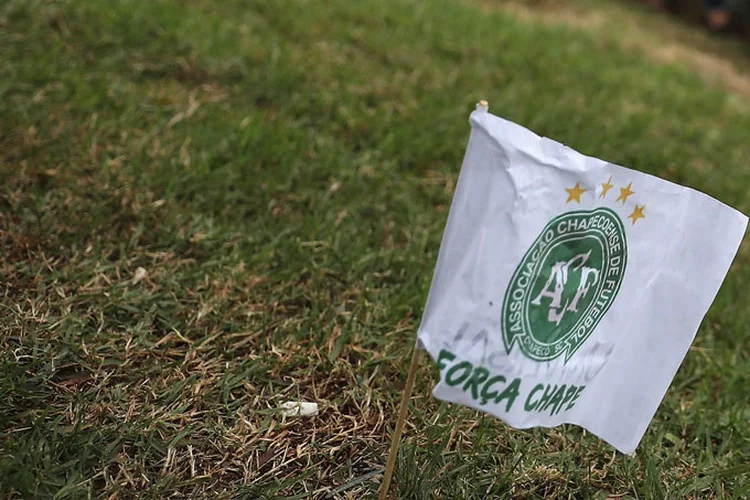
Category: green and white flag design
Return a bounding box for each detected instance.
[417,105,747,455]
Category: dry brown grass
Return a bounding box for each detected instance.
[478,0,750,97]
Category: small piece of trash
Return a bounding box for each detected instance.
[280,401,318,417]
[133,267,148,284]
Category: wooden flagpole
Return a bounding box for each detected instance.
[378,345,421,500]
[378,100,488,499]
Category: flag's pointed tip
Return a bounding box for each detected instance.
[477,100,489,112]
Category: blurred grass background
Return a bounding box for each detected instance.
[1,0,749,497]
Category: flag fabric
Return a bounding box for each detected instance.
[417,104,748,455]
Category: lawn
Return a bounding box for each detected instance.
[1,0,749,497]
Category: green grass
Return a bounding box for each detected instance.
[2,0,750,497]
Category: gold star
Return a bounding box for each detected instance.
[616,182,635,204]
[565,182,587,204]
[600,176,614,199]
[628,204,646,225]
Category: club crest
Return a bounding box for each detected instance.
[502,207,627,362]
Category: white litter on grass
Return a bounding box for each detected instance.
[133,267,148,284]
[279,401,319,417]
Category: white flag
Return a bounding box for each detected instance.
[417,105,747,455]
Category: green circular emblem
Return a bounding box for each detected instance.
[502,207,627,362]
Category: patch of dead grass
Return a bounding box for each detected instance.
[476,0,750,97]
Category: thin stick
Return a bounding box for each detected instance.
[378,346,422,500]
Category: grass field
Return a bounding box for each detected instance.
[2,0,750,497]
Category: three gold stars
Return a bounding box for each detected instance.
[565,182,587,203]
[564,178,646,225]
